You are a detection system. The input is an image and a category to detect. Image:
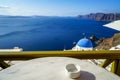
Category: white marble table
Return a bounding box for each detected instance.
[0,57,119,80]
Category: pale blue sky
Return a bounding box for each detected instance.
[0,0,120,16]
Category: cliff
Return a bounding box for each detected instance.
[78,13,120,21]
[95,33,120,50]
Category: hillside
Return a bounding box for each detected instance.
[78,13,120,21]
[95,33,120,50]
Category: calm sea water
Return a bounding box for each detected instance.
[0,16,119,51]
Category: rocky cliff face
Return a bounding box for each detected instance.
[78,13,120,21]
[95,33,120,50]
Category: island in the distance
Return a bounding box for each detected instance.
[77,13,120,21]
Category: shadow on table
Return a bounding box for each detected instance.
[75,70,96,80]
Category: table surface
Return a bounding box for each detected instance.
[0,57,120,80]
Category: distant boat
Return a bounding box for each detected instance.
[0,47,23,52]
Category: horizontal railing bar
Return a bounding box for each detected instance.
[0,50,120,60]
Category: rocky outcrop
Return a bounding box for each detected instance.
[78,13,120,21]
[95,33,120,50]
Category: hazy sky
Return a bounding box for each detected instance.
[0,0,120,16]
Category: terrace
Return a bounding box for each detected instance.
[0,50,120,77]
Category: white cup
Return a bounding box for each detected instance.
[65,64,80,79]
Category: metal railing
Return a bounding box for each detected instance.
[0,50,120,76]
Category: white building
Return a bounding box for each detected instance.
[0,47,23,52]
[110,45,120,50]
[72,38,93,51]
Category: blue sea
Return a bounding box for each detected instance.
[0,16,119,51]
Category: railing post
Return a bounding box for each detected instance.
[111,59,120,76]
[116,59,120,76]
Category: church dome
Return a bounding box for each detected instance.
[76,38,93,48]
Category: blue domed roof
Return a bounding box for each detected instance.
[76,38,93,48]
